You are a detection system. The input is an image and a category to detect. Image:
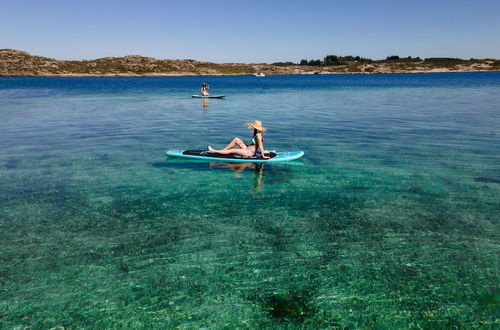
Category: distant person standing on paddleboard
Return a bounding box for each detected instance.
[201,82,209,96]
[208,120,270,159]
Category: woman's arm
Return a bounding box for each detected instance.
[256,133,269,159]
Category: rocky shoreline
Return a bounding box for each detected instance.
[1,49,499,76]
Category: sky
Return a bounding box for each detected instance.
[1,0,499,63]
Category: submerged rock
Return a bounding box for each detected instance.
[5,157,18,169]
[265,292,315,322]
[474,177,500,184]
[269,294,304,319]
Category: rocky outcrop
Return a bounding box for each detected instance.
[0,49,498,76]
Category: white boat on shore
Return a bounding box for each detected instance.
[253,73,265,77]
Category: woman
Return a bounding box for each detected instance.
[201,82,209,96]
[208,120,270,159]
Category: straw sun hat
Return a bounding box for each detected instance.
[246,120,266,132]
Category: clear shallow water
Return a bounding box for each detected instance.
[0,74,499,328]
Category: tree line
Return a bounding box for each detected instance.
[272,55,478,66]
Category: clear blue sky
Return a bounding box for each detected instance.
[1,0,499,63]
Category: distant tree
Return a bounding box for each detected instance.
[384,56,422,62]
[297,54,373,67]
[272,61,296,66]
[323,54,373,66]
[324,55,341,65]
[424,57,465,64]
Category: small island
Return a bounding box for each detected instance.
[1,49,498,76]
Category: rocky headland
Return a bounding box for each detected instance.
[1,49,498,76]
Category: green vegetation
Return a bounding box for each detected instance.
[324,55,372,65]
[297,55,373,66]
[424,57,467,65]
[219,67,255,74]
[58,61,92,74]
[271,61,296,66]
[347,63,360,72]
[1,49,499,76]
[384,55,422,62]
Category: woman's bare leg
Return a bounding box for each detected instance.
[221,137,247,150]
[208,145,253,157]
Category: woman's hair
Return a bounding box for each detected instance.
[253,128,264,134]
[253,128,263,148]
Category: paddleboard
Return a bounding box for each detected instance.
[166,150,304,163]
[192,95,225,99]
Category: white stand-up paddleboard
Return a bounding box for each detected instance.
[192,95,225,99]
[166,150,304,163]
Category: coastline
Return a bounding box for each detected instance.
[2,69,499,78]
[1,49,499,77]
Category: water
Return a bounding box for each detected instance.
[1,74,499,328]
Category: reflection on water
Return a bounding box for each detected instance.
[202,97,209,110]
[155,158,303,193]
[210,162,265,192]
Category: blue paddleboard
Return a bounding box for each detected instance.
[192,95,225,99]
[166,150,304,163]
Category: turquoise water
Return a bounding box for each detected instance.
[1,74,499,328]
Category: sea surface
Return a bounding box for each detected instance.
[0,73,499,328]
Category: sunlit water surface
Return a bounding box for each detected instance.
[1,74,499,328]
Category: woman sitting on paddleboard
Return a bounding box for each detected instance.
[208,120,270,159]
